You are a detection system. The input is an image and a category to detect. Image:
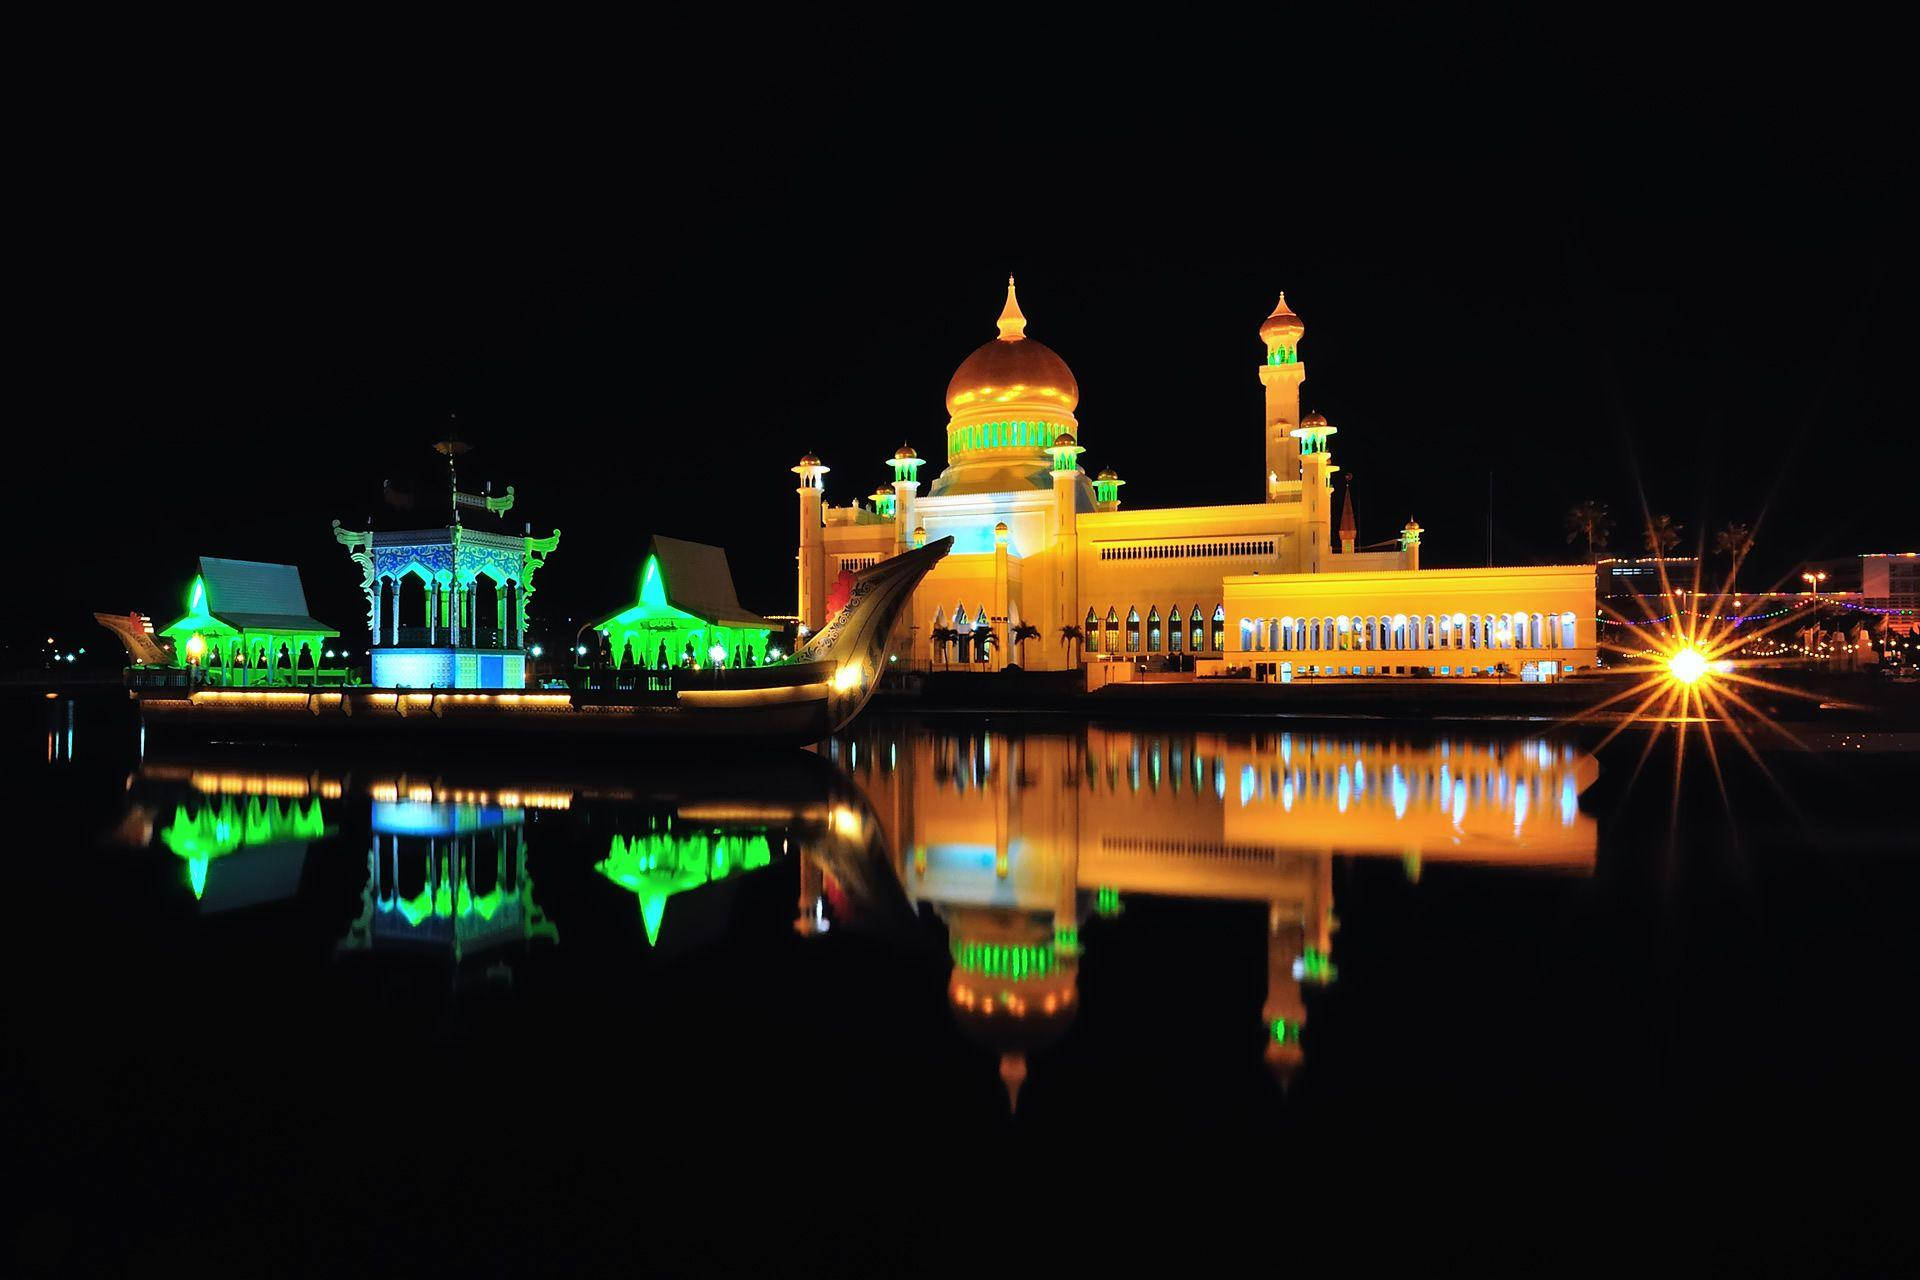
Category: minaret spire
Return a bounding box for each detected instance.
[997,274,1027,340]
[1339,475,1358,554]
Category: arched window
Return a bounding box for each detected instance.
[1147,607,1162,651]
[1084,608,1100,652]
[1211,605,1225,652]
[1393,613,1409,650]
[1190,606,1204,651]
[1106,608,1120,652]
[1126,608,1141,652]
[1168,605,1183,652]
[1560,611,1578,648]
[1279,616,1295,651]
[1240,617,1258,651]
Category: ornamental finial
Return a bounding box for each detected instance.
[997,276,1027,340]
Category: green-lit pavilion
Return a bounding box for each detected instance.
[158,556,340,685]
[591,536,772,670]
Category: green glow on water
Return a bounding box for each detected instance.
[1299,947,1337,983]
[1270,1018,1301,1045]
[596,827,775,946]
[1096,886,1122,917]
[159,797,330,899]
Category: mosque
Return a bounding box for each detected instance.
[796,282,1597,679]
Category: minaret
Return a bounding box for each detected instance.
[1290,414,1339,572]
[1259,293,1307,497]
[1339,476,1358,555]
[1093,468,1125,513]
[1048,432,1084,672]
[792,453,829,633]
[887,445,923,555]
[1400,519,1423,571]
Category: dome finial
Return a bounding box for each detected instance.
[997,276,1027,341]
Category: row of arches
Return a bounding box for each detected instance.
[375,572,523,649]
[1084,605,1226,655]
[1238,610,1580,654]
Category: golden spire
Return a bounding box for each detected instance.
[996,274,1027,340]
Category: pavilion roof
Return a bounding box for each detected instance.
[594,536,769,631]
[652,536,770,628]
[194,557,337,635]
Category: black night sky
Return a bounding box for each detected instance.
[19,41,1910,661]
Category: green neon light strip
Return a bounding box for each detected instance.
[951,940,1054,979]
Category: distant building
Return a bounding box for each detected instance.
[1597,555,1703,602]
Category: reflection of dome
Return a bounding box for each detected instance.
[944,278,1079,417]
[945,908,1079,1107]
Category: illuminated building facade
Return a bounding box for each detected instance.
[796,281,1596,676]
[332,479,560,690]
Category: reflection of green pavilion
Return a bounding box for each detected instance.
[596,817,774,945]
[338,801,556,963]
[158,557,340,685]
[159,795,333,905]
[590,536,772,671]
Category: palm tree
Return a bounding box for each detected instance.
[1010,622,1041,668]
[930,626,956,670]
[1643,513,1683,556]
[1059,624,1083,666]
[1713,522,1754,583]
[1564,500,1613,561]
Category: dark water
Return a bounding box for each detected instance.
[5,693,1916,1273]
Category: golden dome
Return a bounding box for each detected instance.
[945,277,1079,417]
[1097,467,1119,481]
[893,444,918,460]
[1052,431,1077,449]
[798,452,821,466]
[1300,412,1329,429]
[1260,292,1305,344]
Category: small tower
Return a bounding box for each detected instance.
[1259,293,1307,497]
[869,486,896,519]
[1048,431,1085,669]
[1400,518,1423,571]
[1290,414,1339,572]
[887,444,923,553]
[1339,476,1358,555]
[792,453,830,634]
[1093,467,1125,513]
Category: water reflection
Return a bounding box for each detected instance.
[112,724,1597,1104]
[818,725,1599,1099]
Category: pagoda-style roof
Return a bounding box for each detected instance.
[164,556,338,637]
[596,536,769,630]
